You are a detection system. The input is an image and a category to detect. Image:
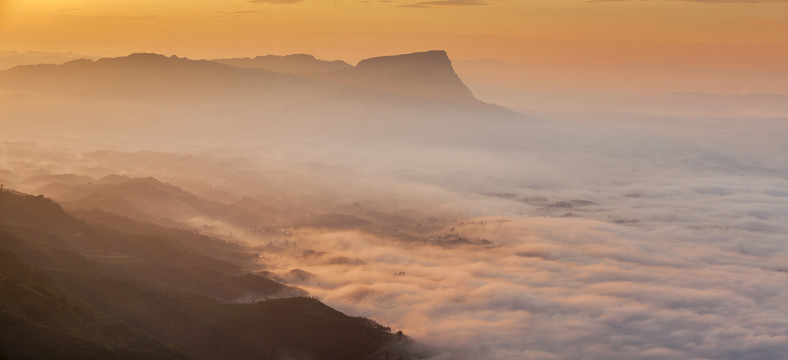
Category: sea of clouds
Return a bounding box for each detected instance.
[246,114,788,360]
[3,104,787,360]
[259,180,788,359]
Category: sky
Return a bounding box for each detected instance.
[1,0,788,69]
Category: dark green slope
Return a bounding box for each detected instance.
[53,270,403,360]
[0,190,290,301]
[0,190,411,360]
[0,246,186,360]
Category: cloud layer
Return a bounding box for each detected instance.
[2,91,787,359]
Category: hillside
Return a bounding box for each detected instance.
[0,189,413,360]
[37,174,267,232]
[0,245,186,360]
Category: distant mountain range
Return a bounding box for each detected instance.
[0,50,479,104]
[211,54,352,74]
[0,50,91,71]
[0,50,523,144]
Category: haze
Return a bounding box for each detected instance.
[1,1,788,360]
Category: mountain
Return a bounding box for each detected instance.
[36,174,266,231]
[0,50,526,146]
[0,50,482,104]
[28,173,449,250]
[0,53,295,99]
[0,189,414,360]
[0,188,289,301]
[326,50,478,104]
[0,50,86,71]
[212,54,352,74]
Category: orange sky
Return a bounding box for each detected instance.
[1,0,788,69]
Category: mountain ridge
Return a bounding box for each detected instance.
[348,50,477,103]
[212,53,352,74]
[0,50,480,104]
[0,49,526,146]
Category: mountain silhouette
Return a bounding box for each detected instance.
[337,50,478,103]
[0,50,525,145]
[0,53,294,99]
[1,51,480,104]
[0,50,86,71]
[212,54,352,74]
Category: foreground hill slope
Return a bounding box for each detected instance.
[0,245,186,360]
[0,190,412,360]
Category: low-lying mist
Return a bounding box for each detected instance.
[2,52,787,359]
[3,106,787,359]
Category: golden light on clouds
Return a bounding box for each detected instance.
[1,0,788,68]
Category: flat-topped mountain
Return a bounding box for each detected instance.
[358,50,452,70]
[341,50,477,103]
[0,50,479,104]
[0,50,525,145]
[211,51,475,102]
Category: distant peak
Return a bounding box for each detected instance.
[349,50,478,103]
[62,58,94,66]
[111,53,170,61]
[97,174,133,184]
[28,53,178,68]
[356,50,451,69]
[249,54,315,61]
[284,54,317,60]
[94,53,187,66]
[127,52,169,58]
[213,53,352,73]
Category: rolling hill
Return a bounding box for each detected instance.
[0,189,414,360]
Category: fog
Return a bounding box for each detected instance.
[1,52,787,359]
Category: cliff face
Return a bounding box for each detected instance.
[349,50,479,104]
[355,50,453,71]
